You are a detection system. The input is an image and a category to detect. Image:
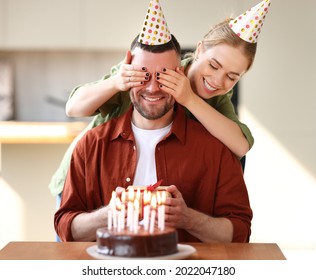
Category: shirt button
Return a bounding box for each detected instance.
[126,177,131,182]
[133,145,136,150]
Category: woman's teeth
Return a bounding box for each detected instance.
[203,78,217,91]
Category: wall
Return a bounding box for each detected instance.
[238,0,316,251]
[0,143,68,245]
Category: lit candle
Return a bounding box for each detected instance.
[133,199,139,233]
[108,191,116,230]
[121,189,126,203]
[161,191,167,231]
[108,198,113,230]
[109,191,118,229]
[157,191,163,230]
[116,197,125,232]
[143,190,151,231]
[135,187,141,201]
[149,195,157,234]
[136,188,141,219]
[127,188,135,231]
[121,190,126,230]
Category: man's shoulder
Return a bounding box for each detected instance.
[185,119,240,166]
[185,117,236,154]
[186,118,222,143]
[84,117,120,140]
[175,105,228,150]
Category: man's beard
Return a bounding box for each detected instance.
[130,90,174,120]
[132,100,173,120]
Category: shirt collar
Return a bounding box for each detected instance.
[169,104,186,145]
[110,104,187,145]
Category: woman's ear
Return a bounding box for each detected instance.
[195,41,203,60]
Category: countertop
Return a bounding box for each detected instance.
[0,121,88,144]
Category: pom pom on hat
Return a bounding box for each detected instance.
[229,0,271,43]
[138,0,171,45]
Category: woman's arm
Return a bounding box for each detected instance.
[66,75,122,117]
[157,67,250,158]
[66,51,148,117]
[185,94,250,158]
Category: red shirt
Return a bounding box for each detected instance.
[55,105,252,242]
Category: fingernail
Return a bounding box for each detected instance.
[142,67,146,71]
[156,77,160,80]
[140,81,144,85]
[146,72,150,76]
[159,84,163,88]
[163,68,166,72]
[156,72,160,77]
[145,76,149,80]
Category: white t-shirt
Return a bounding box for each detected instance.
[132,122,172,186]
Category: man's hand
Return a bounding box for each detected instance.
[164,185,193,230]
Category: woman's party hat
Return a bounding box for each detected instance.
[229,0,271,43]
[138,0,171,45]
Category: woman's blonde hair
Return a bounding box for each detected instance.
[187,18,257,71]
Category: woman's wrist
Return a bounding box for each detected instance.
[182,92,200,110]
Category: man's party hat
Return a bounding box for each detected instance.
[138,0,171,45]
[229,0,271,43]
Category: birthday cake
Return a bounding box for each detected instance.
[96,226,178,257]
[96,181,177,257]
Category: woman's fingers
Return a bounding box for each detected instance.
[121,64,150,85]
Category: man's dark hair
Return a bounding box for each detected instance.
[130,34,181,56]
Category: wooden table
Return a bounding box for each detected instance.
[0,242,286,260]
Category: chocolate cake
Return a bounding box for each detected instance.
[96,226,178,257]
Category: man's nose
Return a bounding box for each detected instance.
[146,76,161,93]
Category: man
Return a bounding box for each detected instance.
[54,33,252,243]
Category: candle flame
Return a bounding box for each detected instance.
[116,197,122,210]
[136,188,141,200]
[128,188,135,201]
[156,191,162,205]
[151,195,157,209]
[109,191,116,207]
[111,190,116,199]
[144,190,152,205]
[161,191,167,203]
[121,190,126,203]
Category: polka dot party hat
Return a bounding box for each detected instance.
[138,0,171,45]
[229,0,271,43]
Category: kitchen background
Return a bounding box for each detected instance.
[0,0,315,258]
